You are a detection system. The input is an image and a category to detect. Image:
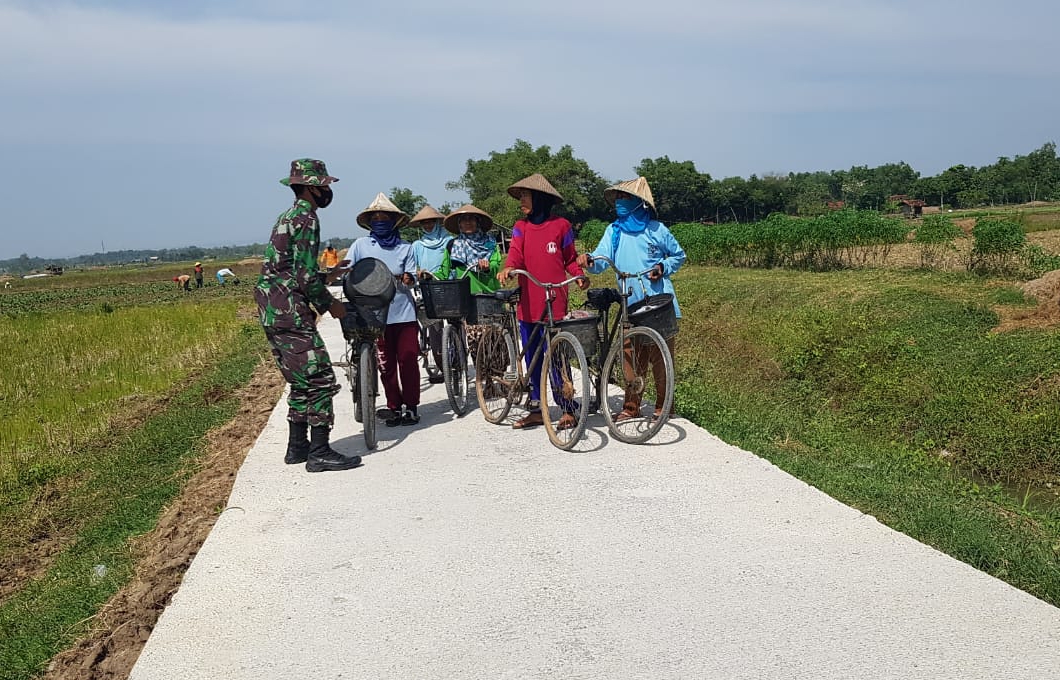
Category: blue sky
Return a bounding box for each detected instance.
[1,0,1058,259]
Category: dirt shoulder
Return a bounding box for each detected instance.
[39,361,284,680]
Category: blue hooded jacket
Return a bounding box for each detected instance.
[586,220,687,317]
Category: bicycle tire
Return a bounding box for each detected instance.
[344,342,362,424]
[541,331,590,450]
[442,323,471,416]
[359,341,378,450]
[599,326,674,444]
[419,319,443,382]
[475,323,518,424]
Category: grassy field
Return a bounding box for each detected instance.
[0,267,269,680]
[664,264,1060,604]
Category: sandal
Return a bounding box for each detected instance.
[556,412,578,431]
[513,411,544,429]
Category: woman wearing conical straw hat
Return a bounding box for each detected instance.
[438,204,504,370]
[577,176,686,420]
[498,173,589,430]
[410,205,451,382]
[349,192,422,426]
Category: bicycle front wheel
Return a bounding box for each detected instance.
[475,323,518,424]
[442,323,471,416]
[343,342,362,423]
[541,331,590,450]
[359,340,378,450]
[600,326,674,444]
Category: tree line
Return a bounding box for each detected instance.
[398,139,1060,227]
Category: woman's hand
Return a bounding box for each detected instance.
[648,264,664,281]
[477,258,490,272]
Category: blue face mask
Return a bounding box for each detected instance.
[614,197,642,217]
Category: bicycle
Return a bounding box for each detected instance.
[581,254,676,444]
[474,269,592,450]
[411,283,444,385]
[334,300,386,450]
[419,269,476,417]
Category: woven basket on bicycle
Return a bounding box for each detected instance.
[552,311,600,356]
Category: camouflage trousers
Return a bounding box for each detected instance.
[263,326,341,427]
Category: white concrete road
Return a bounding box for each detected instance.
[131,311,1060,680]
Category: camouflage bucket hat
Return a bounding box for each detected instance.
[279,158,339,186]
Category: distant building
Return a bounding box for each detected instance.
[889,195,926,218]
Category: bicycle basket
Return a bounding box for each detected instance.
[628,293,678,340]
[421,278,471,320]
[341,301,388,341]
[471,293,507,324]
[552,312,600,356]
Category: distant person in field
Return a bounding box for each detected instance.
[498,173,588,431]
[349,193,421,426]
[194,261,204,288]
[577,176,686,419]
[319,244,340,272]
[254,158,361,473]
[216,267,239,285]
[173,274,191,292]
[410,204,451,382]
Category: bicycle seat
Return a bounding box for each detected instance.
[494,288,520,304]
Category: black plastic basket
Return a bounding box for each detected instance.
[628,293,678,340]
[552,313,600,356]
[341,301,388,342]
[471,293,508,325]
[421,278,472,320]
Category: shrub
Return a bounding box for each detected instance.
[969,218,1026,274]
[915,215,962,269]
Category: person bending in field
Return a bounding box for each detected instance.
[497,173,588,431]
[173,274,191,292]
[255,158,361,473]
[577,176,686,420]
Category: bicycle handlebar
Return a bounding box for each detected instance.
[506,268,587,289]
[584,254,657,279]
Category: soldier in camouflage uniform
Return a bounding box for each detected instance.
[255,158,362,472]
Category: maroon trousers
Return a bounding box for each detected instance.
[376,321,421,411]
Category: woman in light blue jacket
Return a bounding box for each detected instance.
[577,177,686,419]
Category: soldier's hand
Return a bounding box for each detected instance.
[329,300,347,319]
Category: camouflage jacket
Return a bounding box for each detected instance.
[255,199,335,329]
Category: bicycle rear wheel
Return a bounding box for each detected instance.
[342,342,362,423]
[442,323,471,416]
[419,319,443,383]
[541,331,590,450]
[600,326,674,444]
[475,323,519,424]
[359,340,378,450]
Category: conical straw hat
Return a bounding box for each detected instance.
[506,173,564,202]
[443,204,494,234]
[356,192,410,229]
[409,204,446,226]
[604,176,656,213]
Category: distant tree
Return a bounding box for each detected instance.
[634,156,713,222]
[447,139,609,226]
[390,187,427,217]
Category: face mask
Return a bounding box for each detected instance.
[615,197,641,217]
[313,186,333,209]
[370,218,395,231]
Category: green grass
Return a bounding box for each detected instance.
[669,265,1060,603]
[0,323,267,680]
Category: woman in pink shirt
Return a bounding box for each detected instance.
[498,173,589,430]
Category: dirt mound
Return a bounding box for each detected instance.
[994,270,1060,332]
[954,218,977,234]
[237,257,262,266]
[41,361,284,680]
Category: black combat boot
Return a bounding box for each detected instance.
[284,421,310,464]
[305,425,362,472]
